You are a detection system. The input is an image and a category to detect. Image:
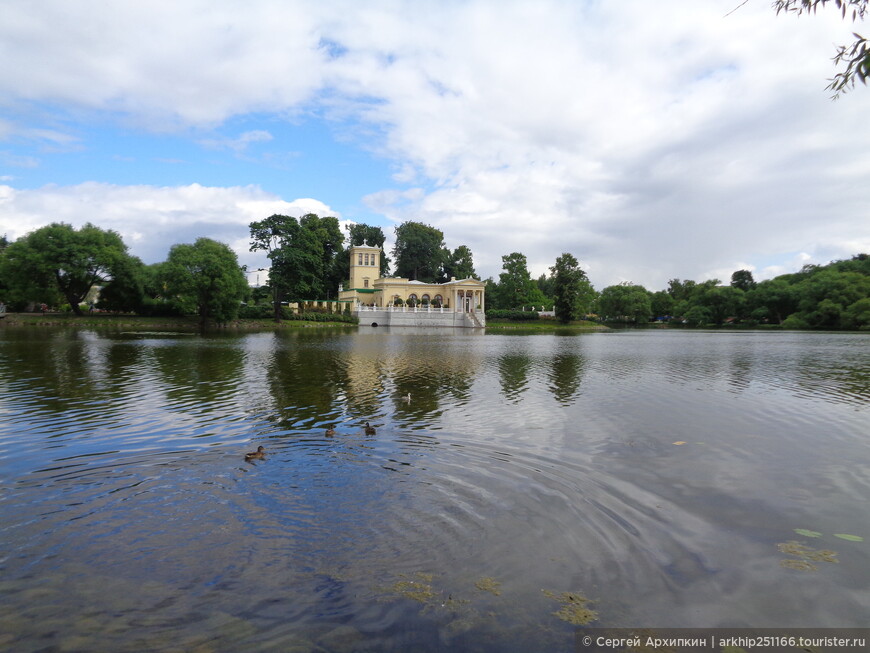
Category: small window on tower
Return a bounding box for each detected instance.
[358,253,363,266]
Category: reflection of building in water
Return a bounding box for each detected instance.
[339,245,486,328]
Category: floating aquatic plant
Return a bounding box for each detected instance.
[777,540,839,571]
[833,533,864,542]
[780,559,818,572]
[794,529,822,538]
[474,577,502,596]
[542,590,598,625]
[388,572,436,603]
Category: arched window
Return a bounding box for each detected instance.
[364,279,369,288]
[434,294,443,305]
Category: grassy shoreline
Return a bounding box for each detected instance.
[2,312,611,333]
[0,312,355,330]
[484,319,609,332]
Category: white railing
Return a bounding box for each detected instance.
[356,304,450,313]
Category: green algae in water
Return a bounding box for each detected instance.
[474,577,502,596]
[780,558,818,571]
[777,540,839,571]
[389,573,437,603]
[542,590,598,625]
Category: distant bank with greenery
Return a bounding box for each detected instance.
[1,312,357,331]
[2,219,868,331]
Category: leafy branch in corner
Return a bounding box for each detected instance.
[773,0,868,97]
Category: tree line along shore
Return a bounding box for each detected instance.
[1,220,868,330]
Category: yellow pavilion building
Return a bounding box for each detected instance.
[338,244,486,327]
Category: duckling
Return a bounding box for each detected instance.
[245,445,266,460]
[325,424,336,437]
[364,421,376,435]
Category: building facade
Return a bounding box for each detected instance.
[338,244,486,327]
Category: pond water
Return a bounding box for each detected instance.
[1,326,869,651]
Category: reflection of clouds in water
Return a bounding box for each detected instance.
[3,328,870,645]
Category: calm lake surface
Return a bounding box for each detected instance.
[1,326,869,651]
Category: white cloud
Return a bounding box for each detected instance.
[198,130,274,154]
[1,0,869,288]
[0,182,339,270]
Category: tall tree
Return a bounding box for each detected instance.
[597,283,652,323]
[250,213,344,318]
[549,253,595,323]
[496,252,548,309]
[392,221,445,282]
[299,213,345,299]
[0,222,133,315]
[441,245,477,281]
[730,269,757,292]
[97,254,147,313]
[250,214,297,321]
[162,237,248,328]
[774,0,868,97]
[666,278,697,302]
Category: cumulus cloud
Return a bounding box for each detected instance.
[1,0,869,289]
[0,182,338,270]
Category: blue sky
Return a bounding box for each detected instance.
[2,0,869,290]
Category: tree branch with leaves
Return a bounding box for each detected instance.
[774,0,868,97]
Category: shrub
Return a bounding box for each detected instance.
[485,309,540,321]
[237,304,269,319]
[137,298,184,317]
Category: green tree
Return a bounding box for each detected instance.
[250,213,344,319]
[730,269,757,292]
[683,305,712,327]
[441,245,477,281]
[536,273,554,301]
[774,0,868,97]
[162,237,248,328]
[0,222,134,315]
[496,252,548,309]
[843,297,870,329]
[392,221,445,282]
[97,254,147,313]
[650,290,675,319]
[549,253,595,323]
[299,213,345,299]
[745,278,799,324]
[666,278,697,303]
[793,268,870,327]
[250,214,295,321]
[696,285,745,325]
[597,283,652,323]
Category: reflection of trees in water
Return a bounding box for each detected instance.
[263,331,358,430]
[498,353,531,403]
[153,334,246,406]
[547,353,585,405]
[391,356,476,427]
[725,352,754,393]
[5,330,149,421]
